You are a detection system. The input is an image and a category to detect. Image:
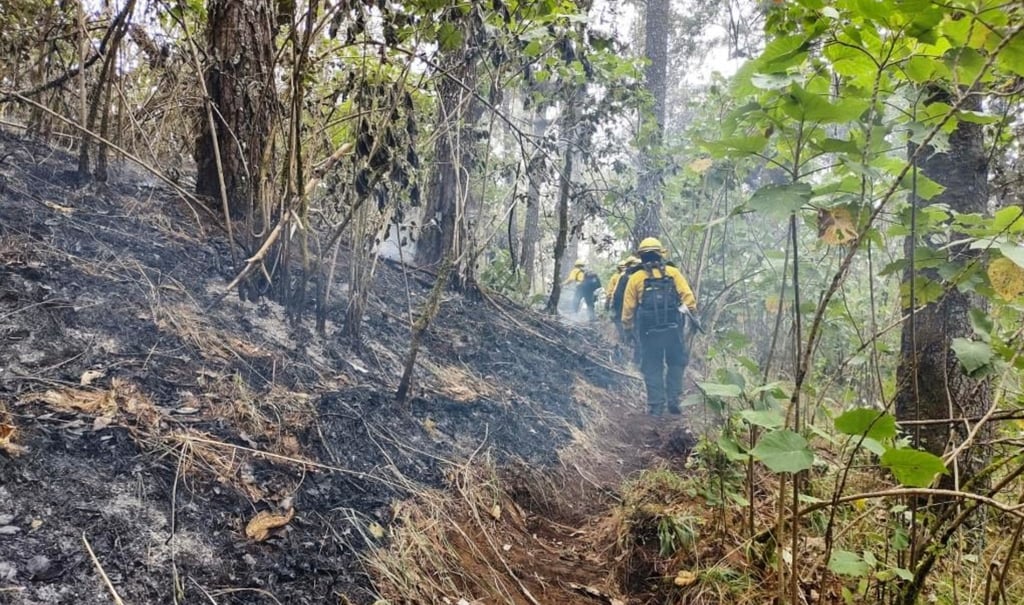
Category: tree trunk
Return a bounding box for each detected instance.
[634,0,669,242]
[414,14,482,293]
[195,0,278,221]
[895,92,990,484]
[520,114,548,293]
[545,138,573,314]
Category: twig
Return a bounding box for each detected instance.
[82,533,126,605]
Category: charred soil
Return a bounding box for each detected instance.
[0,131,697,604]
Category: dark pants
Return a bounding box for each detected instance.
[574,288,597,320]
[638,326,688,415]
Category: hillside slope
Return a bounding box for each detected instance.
[0,131,695,604]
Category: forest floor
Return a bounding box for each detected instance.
[0,130,703,605]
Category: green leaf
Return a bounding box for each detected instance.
[992,206,1024,234]
[951,338,992,374]
[698,382,743,398]
[783,86,869,123]
[834,408,898,441]
[747,183,812,218]
[718,433,751,462]
[969,308,993,342]
[738,409,785,429]
[829,550,872,577]
[437,22,463,51]
[1000,243,1024,269]
[750,430,814,474]
[880,448,948,487]
[904,55,937,83]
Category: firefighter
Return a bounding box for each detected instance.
[621,238,697,416]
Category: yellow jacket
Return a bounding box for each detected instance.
[621,264,697,331]
[605,271,622,304]
[563,267,585,285]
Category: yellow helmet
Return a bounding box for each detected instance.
[626,255,640,266]
[574,259,585,267]
[637,237,664,254]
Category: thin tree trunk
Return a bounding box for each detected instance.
[520,115,548,293]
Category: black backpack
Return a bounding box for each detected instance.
[580,271,601,294]
[635,263,681,332]
[611,265,639,320]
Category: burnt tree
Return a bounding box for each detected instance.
[195,0,278,222]
[895,92,991,481]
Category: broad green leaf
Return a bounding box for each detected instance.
[997,30,1024,77]
[860,437,885,456]
[759,35,810,72]
[956,110,1002,125]
[904,55,937,83]
[783,85,870,123]
[738,409,785,429]
[829,550,872,577]
[1000,243,1024,269]
[750,430,814,474]
[747,183,812,218]
[705,135,769,156]
[751,73,801,90]
[834,408,898,441]
[697,382,742,398]
[992,206,1024,234]
[718,433,751,462]
[951,338,992,374]
[880,448,947,487]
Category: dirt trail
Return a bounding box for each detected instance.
[0,130,697,604]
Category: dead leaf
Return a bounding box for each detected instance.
[36,388,115,414]
[30,519,43,531]
[245,508,295,542]
[489,503,502,521]
[988,256,1024,300]
[368,521,385,540]
[0,422,25,456]
[673,570,698,587]
[92,415,114,431]
[80,369,105,386]
[817,206,858,246]
[688,158,713,174]
[422,417,438,438]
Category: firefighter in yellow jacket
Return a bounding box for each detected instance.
[621,238,697,416]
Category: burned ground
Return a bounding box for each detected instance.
[0,131,695,604]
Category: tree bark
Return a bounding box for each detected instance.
[634,0,670,243]
[414,14,483,293]
[195,0,278,221]
[895,92,991,484]
[520,114,548,293]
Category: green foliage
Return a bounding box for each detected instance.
[750,430,815,474]
[834,409,897,442]
[880,448,948,488]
